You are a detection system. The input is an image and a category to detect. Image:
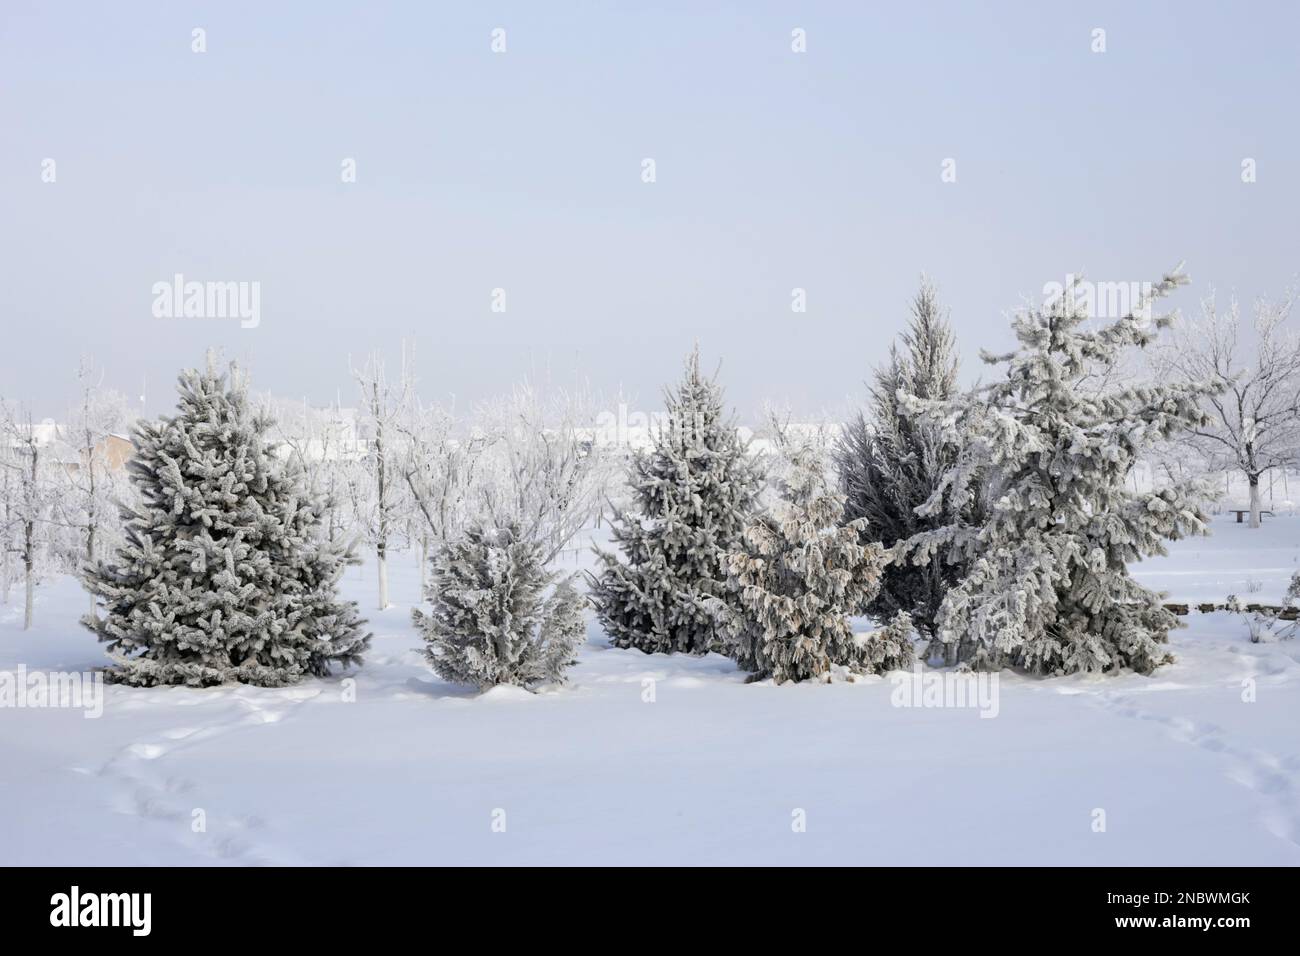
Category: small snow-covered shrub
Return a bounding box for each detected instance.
[1229,572,1300,643]
[1246,614,1271,644]
[1281,573,1300,641]
[712,446,888,684]
[1285,571,1300,613]
[1248,572,1300,643]
[414,523,586,691]
[860,611,917,673]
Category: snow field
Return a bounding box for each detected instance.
[1,516,1298,865]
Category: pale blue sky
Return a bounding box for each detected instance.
[2,1,1297,418]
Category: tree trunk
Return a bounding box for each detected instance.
[24,554,34,630]
[1248,473,1262,528]
[417,534,428,598]
[1,468,9,604]
[374,398,389,610]
[87,428,97,619]
[23,443,38,628]
[87,519,97,620]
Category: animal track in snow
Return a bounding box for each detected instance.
[1092,687,1300,849]
[125,743,166,760]
[94,683,326,864]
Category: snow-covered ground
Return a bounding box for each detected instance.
[1131,511,1300,604]
[2,516,1298,865]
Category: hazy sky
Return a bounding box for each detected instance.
[2,1,1297,421]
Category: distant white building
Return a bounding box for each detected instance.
[4,418,133,472]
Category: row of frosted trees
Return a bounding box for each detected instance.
[0,349,606,634]
[593,270,1213,680]
[0,361,133,629]
[74,353,605,687]
[10,265,1299,688]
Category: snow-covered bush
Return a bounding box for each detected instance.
[81,357,370,687]
[713,446,889,683]
[861,611,917,673]
[413,523,586,690]
[1242,572,1300,643]
[591,346,762,654]
[1278,572,1300,641]
[896,268,1219,675]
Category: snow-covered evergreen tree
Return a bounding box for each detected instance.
[413,523,586,690]
[712,445,891,683]
[590,346,762,654]
[896,269,1217,675]
[833,278,966,637]
[82,358,370,687]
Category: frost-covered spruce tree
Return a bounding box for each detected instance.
[413,523,586,690]
[833,278,966,637]
[713,445,891,683]
[896,269,1217,675]
[81,358,370,687]
[590,346,761,654]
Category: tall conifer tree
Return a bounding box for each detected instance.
[834,279,964,638]
[591,347,761,654]
[897,270,1216,674]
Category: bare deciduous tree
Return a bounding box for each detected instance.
[473,382,608,565]
[1154,288,1300,527]
[397,397,486,595]
[0,402,53,628]
[348,351,413,609]
[266,394,357,545]
[53,359,129,616]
